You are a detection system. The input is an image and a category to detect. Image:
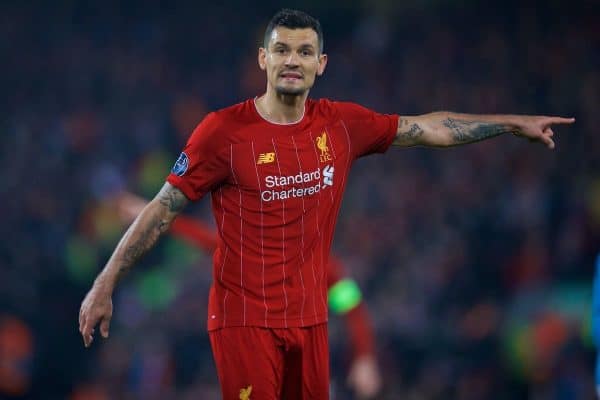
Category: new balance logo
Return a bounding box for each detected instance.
[257,152,275,164]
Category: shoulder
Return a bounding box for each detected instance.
[310,98,372,120]
[309,98,339,117]
[212,99,256,125]
[191,99,254,143]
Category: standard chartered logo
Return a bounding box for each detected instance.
[322,165,333,187]
[261,165,334,202]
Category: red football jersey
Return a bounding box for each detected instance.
[167,98,397,330]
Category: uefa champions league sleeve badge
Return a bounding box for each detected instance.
[172,152,189,176]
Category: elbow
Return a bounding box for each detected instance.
[431,127,454,148]
[437,111,454,147]
[424,112,453,147]
[437,134,455,147]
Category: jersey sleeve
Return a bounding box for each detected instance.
[166,112,229,201]
[345,303,376,358]
[333,101,398,159]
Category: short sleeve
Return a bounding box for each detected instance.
[166,112,229,201]
[334,102,398,159]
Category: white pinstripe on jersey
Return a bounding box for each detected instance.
[229,144,245,325]
[271,138,288,328]
[321,129,336,204]
[339,120,354,211]
[308,131,328,311]
[250,141,269,326]
[291,135,307,325]
[218,187,229,327]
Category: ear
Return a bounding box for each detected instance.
[258,47,267,71]
[316,53,328,76]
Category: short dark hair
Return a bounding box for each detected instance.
[264,9,324,54]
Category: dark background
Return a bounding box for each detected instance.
[1,0,599,398]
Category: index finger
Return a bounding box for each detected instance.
[81,315,98,347]
[547,116,575,125]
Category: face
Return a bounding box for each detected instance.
[259,27,327,96]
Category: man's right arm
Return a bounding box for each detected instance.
[394,113,574,148]
[78,182,189,347]
[113,191,218,253]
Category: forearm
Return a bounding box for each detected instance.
[344,303,376,358]
[94,201,170,291]
[94,183,188,292]
[395,112,522,147]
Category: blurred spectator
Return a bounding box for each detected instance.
[0,316,34,397]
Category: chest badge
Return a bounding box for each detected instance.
[316,132,332,163]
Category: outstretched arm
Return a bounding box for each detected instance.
[78,183,189,347]
[394,112,574,149]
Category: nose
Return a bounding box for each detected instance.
[284,52,299,67]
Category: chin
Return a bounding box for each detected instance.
[274,85,308,96]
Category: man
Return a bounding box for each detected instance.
[113,191,382,398]
[79,8,574,399]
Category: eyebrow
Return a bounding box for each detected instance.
[272,42,316,50]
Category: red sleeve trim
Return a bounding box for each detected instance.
[166,174,201,201]
[380,114,400,153]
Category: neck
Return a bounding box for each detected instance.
[255,86,308,124]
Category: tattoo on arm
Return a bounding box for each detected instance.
[406,123,424,139]
[395,118,425,145]
[118,219,170,275]
[117,184,188,275]
[158,185,189,212]
[121,221,169,265]
[442,117,516,144]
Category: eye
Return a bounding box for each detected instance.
[300,49,313,57]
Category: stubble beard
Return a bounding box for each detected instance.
[274,84,307,96]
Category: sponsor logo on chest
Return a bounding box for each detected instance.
[254,131,338,202]
[260,165,334,202]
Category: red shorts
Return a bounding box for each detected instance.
[209,323,329,399]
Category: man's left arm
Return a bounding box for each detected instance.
[394,112,575,149]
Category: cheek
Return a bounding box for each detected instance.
[264,63,276,76]
[307,65,319,79]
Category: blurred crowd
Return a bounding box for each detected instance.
[1,0,599,399]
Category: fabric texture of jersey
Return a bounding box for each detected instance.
[167,98,398,330]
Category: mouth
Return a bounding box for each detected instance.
[279,72,303,81]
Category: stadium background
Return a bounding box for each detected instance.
[1,0,598,398]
